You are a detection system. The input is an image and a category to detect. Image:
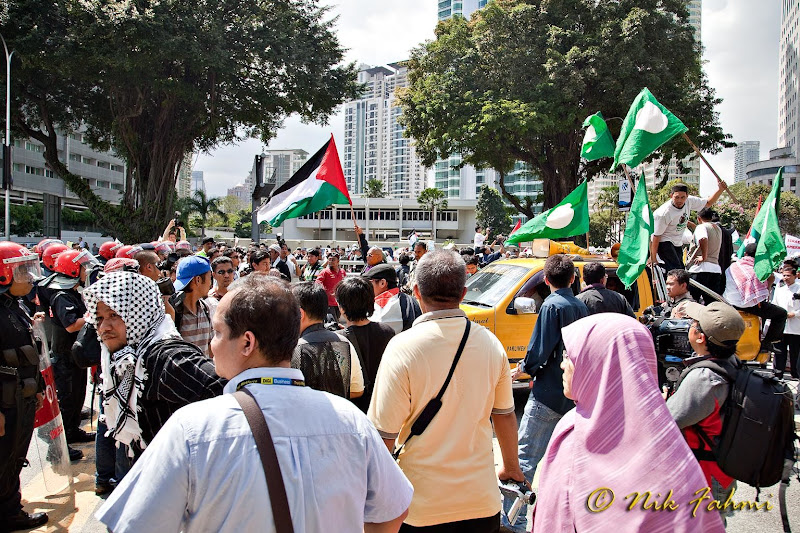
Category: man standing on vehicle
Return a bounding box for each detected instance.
[666,302,745,526]
[577,263,635,317]
[687,207,724,301]
[369,249,526,531]
[505,254,588,533]
[648,182,727,272]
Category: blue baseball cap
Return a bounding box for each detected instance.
[174,255,211,291]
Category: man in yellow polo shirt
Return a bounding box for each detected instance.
[369,249,525,531]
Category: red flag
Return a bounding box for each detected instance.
[509,219,522,236]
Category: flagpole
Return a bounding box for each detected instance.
[622,165,636,193]
[682,133,739,204]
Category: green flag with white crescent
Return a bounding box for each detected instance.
[617,174,654,288]
[581,112,615,161]
[753,168,786,281]
[506,182,589,244]
[612,88,688,171]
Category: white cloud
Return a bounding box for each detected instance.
[197,1,781,200]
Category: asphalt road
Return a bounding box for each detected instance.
[14,380,800,532]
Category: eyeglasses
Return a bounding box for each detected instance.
[215,269,235,275]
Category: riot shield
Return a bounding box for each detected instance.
[31,321,73,494]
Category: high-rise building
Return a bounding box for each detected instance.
[437,0,488,20]
[734,141,761,183]
[227,183,250,209]
[191,171,205,196]
[342,63,427,199]
[260,149,308,190]
[176,153,193,199]
[780,0,800,153]
[0,128,126,210]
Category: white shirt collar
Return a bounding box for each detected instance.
[223,366,305,394]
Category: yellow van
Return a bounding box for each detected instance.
[460,247,765,385]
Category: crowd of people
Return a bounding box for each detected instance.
[0,189,797,532]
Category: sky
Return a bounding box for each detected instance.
[196,0,781,199]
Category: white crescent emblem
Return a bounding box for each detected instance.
[546,204,575,230]
[634,101,669,134]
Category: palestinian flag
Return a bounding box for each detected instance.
[257,134,351,227]
[509,219,522,236]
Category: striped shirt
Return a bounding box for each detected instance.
[136,338,226,452]
[178,300,213,357]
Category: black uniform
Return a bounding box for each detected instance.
[0,293,43,520]
[49,288,87,440]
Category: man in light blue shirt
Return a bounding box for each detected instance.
[96,275,412,533]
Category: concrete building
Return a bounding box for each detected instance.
[780,0,800,154]
[342,63,427,199]
[745,147,800,195]
[277,196,477,243]
[261,149,308,190]
[734,141,761,183]
[437,0,488,21]
[227,183,250,209]
[0,129,126,209]
[191,171,205,196]
[176,153,193,199]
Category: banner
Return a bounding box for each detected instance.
[786,234,800,257]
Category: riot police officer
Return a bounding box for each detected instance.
[0,242,48,530]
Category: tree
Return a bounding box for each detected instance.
[648,179,700,211]
[364,178,386,198]
[2,0,360,242]
[185,190,225,238]
[475,185,512,236]
[398,0,731,217]
[417,188,448,239]
[723,182,800,237]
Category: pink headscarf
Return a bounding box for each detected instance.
[533,313,725,533]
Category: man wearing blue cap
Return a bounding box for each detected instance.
[169,256,214,357]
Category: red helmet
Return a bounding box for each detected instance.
[153,241,172,255]
[99,240,123,260]
[53,249,99,278]
[115,245,143,259]
[35,238,63,259]
[0,242,42,289]
[42,243,69,271]
[175,240,192,251]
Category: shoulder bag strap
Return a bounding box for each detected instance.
[233,388,294,533]
[433,319,471,402]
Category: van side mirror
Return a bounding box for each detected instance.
[513,297,538,315]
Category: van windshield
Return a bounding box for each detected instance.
[463,264,530,308]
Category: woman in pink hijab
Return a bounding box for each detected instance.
[533,313,725,533]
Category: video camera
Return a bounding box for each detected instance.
[644,315,693,391]
[499,480,535,526]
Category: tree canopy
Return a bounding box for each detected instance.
[475,185,512,236]
[416,188,448,212]
[398,0,731,217]
[364,178,387,198]
[2,0,360,242]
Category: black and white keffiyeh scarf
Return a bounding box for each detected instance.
[83,272,180,454]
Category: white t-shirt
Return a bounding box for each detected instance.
[688,223,722,274]
[473,232,486,249]
[652,196,708,246]
[773,282,800,335]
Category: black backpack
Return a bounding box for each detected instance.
[681,357,797,488]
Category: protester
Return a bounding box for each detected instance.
[0,243,48,531]
[771,262,800,379]
[196,237,215,258]
[363,264,421,334]
[268,244,291,280]
[335,277,395,413]
[84,272,224,460]
[464,254,480,278]
[205,256,233,301]
[395,253,412,287]
[648,182,727,272]
[170,256,214,357]
[644,268,695,319]
[301,248,324,282]
[222,248,242,276]
[505,254,589,533]
[291,282,364,399]
[474,225,489,250]
[577,263,635,317]
[666,302,746,526]
[133,249,176,322]
[315,251,347,321]
[723,243,787,353]
[42,250,99,458]
[249,250,271,273]
[369,249,525,531]
[161,218,187,243]
[534,313,725,533]
[95,274,411,532]
[687,207,724,300]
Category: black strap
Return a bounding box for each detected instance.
[392,319,471,459]
[434,319,471,402]
[233,388,294,533]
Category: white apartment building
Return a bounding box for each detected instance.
[342,63,427,199]
[780,0,800,153]
[734,141,761,183]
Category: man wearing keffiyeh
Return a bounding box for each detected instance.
[83,272,225,460]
